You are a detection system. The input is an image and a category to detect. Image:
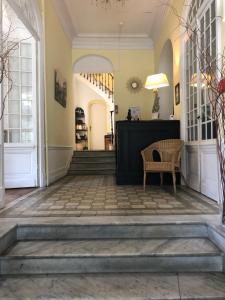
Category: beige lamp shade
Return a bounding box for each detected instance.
[145,73,169,90]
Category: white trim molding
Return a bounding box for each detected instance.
[73,34,154,50]
[48,146,73,185]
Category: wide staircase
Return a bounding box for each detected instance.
[0,222,224,275]
[0,222,225,298]
[68,150,116,175]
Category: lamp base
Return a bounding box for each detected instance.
[152,112,159,119]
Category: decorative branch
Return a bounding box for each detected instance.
[0,20,20,120]
[1,8,31,121]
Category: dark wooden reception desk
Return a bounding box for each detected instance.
[116,120,180,185]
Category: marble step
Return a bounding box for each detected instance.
[69,162,116,170]
[1,238,222,274]
[1,273,225,299]
[68,169,116,175]
[72,156,116,163]
[73,151,115,158]
[16,223,209,240]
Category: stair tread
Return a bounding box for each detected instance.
[68,167,115,171]
[70,162,115,165]
[4,238,220,258]
[1,272,225,300]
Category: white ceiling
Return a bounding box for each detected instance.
[52,0,171,49]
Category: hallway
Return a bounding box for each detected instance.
[0,175,219,218]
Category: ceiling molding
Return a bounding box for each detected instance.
[52,0,76,43]
[73,35,154,50]
[77,33,150,38]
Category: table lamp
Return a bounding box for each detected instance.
[145,73,169,119]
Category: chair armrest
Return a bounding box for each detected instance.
[141,146,156,162]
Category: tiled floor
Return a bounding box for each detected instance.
[0,175,219,218]
[5,188,36,204]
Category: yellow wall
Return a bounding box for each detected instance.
[154,0,185,120]
[41,0,73,147]
[72,49,155,120]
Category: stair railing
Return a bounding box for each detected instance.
[80,73,114,102]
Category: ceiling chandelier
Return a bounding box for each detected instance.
[95,0,127,8]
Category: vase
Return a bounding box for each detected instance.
[152,112,159,119]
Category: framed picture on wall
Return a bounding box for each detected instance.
[54,70,67,108]
[175,83,180,106]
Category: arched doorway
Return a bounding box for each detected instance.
[73,55,113,74]
[158,39,174,120]
[73,55,114,152]
[89,100,107,150]
[0,0,45,208]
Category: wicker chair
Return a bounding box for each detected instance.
[141,139,184,193]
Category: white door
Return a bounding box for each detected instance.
[90,102,107,150]
[4,39,38,188]
[185,0,219,201]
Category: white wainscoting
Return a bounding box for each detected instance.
[186,143,219,202]
[186,145,200,192]
[200,144,219,202]
[48,145,73,185]
[4,145,37,188]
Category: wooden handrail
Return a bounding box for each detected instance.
[80,73,114,102]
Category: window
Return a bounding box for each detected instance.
[185,0,217,142]
[4,40,33,143]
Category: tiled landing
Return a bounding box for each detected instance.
[0,175,219,218]
[1,273,225,299]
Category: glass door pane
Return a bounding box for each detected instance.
[4,39,34,144]
[186,0,217,143]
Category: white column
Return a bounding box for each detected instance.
[0,0,5,209]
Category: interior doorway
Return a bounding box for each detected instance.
[73,56,114,152]
[182,0,219,202]
[1,0,45,191]
[89,101,107,150]
[158,39,174,119]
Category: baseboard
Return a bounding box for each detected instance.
[48,145,73,185]
[0,186,5,209]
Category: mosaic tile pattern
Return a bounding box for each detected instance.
[0,176,219,218]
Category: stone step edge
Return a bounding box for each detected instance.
[2,252,222,259]
[72,153,116,158]
[70,162,115,165]
[68,168,116,175]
